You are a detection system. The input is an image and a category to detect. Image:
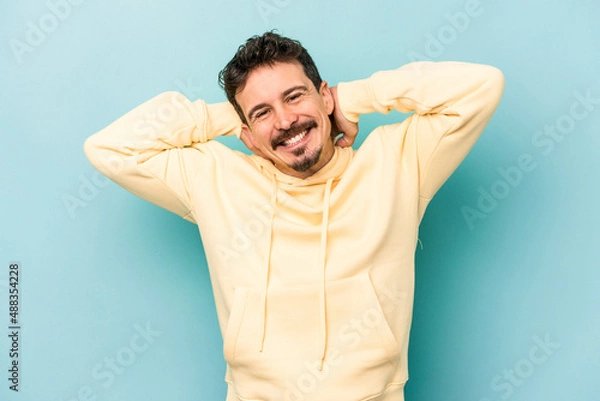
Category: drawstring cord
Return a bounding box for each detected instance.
[317,177,334,370]
[259,177,278,352]
[258,175,334,373]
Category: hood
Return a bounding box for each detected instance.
[248,145,354,370]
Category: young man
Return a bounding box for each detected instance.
[84,32,504,400]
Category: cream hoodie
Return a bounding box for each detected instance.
[84,61,505,401]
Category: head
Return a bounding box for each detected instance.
[218,31,336,179]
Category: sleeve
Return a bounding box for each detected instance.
[83,91,242,224]
[336,61,505,201]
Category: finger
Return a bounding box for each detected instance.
[335,135,352,148]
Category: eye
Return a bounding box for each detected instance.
[254,109,269,120]
[287,93,302,102]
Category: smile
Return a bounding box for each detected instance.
[279,128,310,149]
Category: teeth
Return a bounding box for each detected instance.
[282,129,308,147]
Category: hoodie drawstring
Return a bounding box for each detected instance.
[259,177,278,352]
[317,177,334,371]
[258,176,334,373]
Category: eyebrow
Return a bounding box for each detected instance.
[247,85,309,122]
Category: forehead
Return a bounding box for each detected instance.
[236,61,312,112]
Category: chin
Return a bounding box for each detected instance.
[289,145,323,173]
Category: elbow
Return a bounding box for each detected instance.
[485,65,506,103]
[471,65,505,116]
[83,133,114,176]
[83,135,94,162]
[83,134,100,167]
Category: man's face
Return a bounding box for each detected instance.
[236,61,335,179]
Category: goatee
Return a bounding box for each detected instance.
[290,145,323,173]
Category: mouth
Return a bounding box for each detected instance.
[276,127,312,150]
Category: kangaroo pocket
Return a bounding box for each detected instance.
[223,272,403,401]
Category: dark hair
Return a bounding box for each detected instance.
[218,31,323,124]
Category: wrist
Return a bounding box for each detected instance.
[336,78,373,124]
[205,102,243,140]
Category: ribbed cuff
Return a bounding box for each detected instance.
[204,101,243,141]
[336,77,375,124]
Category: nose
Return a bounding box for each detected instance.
[273,104,299,131]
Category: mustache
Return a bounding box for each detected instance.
[271,120,317,148]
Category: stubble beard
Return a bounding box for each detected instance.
[289,143,323,173]
[272,118,323,173]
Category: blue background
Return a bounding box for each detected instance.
[1,0,599,400]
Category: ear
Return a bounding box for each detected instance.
[240,124,267,158]
[319,81,334,115]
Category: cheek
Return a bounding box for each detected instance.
[300,102,327,122]
[253,125,275,147]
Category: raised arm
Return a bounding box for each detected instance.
[83,91,242,223]
[336,61,505,201]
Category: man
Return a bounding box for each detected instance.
[84,31,504,400]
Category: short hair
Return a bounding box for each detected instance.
[218,31,323,124]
